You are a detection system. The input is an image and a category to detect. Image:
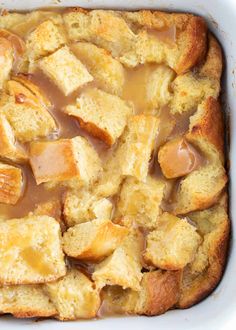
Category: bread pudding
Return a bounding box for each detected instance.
[0,7,229,320]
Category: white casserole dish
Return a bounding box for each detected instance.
[0,0,235,329]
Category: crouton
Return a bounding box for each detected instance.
[0,79,57,143]
[44,269,101,320]
[71,42,125,96]
[64,87,133,146]
[144,213,201,270]
[0,37,13,89]
[0,215,66,285]
[26,20,65,60]
[63,189,112,227]
[30,136,102,188]
[115,176,165,229]
[92,230,143,290]
[103,270,181,315]
[0,284,57,318]
[0,163,23,205]
[0,114,28,162]
[39,46,93,95]
[63,218,128,261]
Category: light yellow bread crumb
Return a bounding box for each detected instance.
[115,176,165,229]
[26,19,65,60]
[63,189,112,227]
[92,230,143,290]
[30,136,102,188]
[64,87,133,146]
[0,284,57,318]
[0,114,28,163]
[63,218,128,261]
[71,41,125,96]
[144,212,201,270]
[44,269,101,320]
[0,37,13,89]
[0,215,66,285]
[0,162,23,205]
[39,45,93,95]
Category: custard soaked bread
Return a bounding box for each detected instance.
[0,7,229,322]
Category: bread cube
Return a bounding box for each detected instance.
[63,189,112,227]
[144,213,201,270]
[30,136,102,187]
[92,230,143,290]
[71,42,125,96]
[0,114,28,162]
[0,284,57,318]
[44,269,101,320]
[0,163,23,205]
[63,218,128,261]
[64,87,133,146]
[0,37,13,89]
[0,215,66,285]
[26,20,65,60]
[116,176,165,229]
[39,46,93,95]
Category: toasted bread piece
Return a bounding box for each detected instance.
[30,136,102,188]
[0,37,13,89]
[63,189,112,227]
[0,284,57,318]
[44,269,101,320]
[0,114,28,162]
[0,79,57,143]
[71,42,125,96]
[0,215,66,285]
[39,45,93,95]
[173,98,227,215]
[64,87,133,146]
[103,270,181,315]
[26,20,65,60]
[116,176,165,229]
[0,29,26,56]
[144,213,201,270]
[92,230,143,290]
[0,163,23,205]
[177,196,229,308]
[63,218,128,261]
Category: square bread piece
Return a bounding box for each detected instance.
[116,176,165,229]
[63,218,128,261]
[64,87,133,146]
[39,45,93,95]
[0,215,66,285]
[0,284,57,318]
[0,163,23,205]
[44,269,101,320]
[26,19,65,60]
[144,213,201,270]
[29,136,102,187]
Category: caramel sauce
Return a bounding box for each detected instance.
[146,25,176,44]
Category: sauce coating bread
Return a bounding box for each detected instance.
[0,7,229,321]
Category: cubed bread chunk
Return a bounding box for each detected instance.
[93,230,143,290]
[0,215,66,285]
[72,42,125,96]
[0,163,23,205]
[103,270,181,316]
[63,218,128,261]
[0,284,57,318]
[116,176,165,229]
[26,20,65,60]
[63,189,112,227]
[144,213,201,270]
[30,136,102,188]
[39,45,93,95]
[0,114,28,162]
[44,269,101,320]
[0,37,13,89]
[64,87,133,146]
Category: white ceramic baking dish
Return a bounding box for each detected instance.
[0,0,235,329]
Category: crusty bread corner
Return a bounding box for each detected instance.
[44,269,101,320]
[0,162,23,205]
[177,196,229,308]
